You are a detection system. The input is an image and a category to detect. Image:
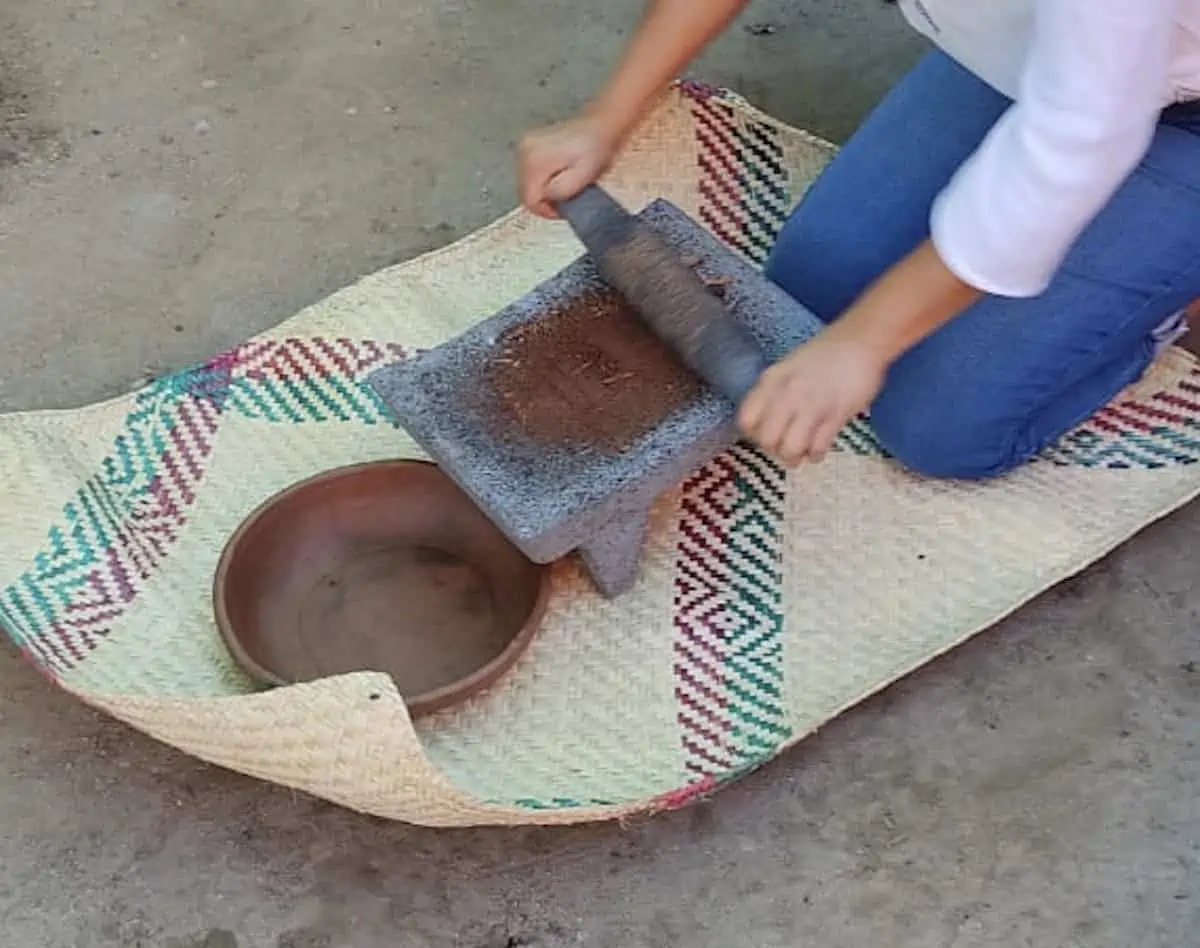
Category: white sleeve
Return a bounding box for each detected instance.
[930,0,1178,298]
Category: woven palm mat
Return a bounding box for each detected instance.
[3,82,1200,828]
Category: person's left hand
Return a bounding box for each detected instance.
[737,325,889,467]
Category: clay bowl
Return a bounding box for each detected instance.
[213,460,550,719]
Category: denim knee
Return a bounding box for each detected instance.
[869,389,1028,481]
[763,211,839,324]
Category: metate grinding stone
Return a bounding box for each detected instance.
[368,199,823,597]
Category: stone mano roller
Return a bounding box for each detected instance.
[554,185,770,406]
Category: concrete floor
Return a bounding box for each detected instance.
[0,1,1196,946]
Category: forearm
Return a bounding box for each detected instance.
[834,240,982,361]
[587,0,751,143]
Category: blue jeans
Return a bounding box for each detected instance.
[764,51,1200,479]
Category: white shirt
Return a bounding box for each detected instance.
[897,0,1200,297]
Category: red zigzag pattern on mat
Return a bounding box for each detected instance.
[8,338,404,676]
[37,396,221,669]
[673,455,742,777]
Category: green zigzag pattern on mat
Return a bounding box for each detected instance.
[1036,380,1200,469]
[660,84,792,802]
[1,391,222,675]
[504,796,620,811]
[0,338,403,679]
[672,445,791,789]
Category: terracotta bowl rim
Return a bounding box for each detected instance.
[212,458,552,719]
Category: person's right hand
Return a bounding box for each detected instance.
[517,115,620,219]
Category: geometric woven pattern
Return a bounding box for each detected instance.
[1,338,402,678]
[1037,370,1200,469]
[2,81,1200,827]
[673,446,788,797]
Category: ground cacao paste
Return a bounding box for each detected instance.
[481,288,705,453]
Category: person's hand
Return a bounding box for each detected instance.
[517,115,620,218]
[739,239,982,467]
[738,326,889,467]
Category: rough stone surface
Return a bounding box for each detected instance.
[2,1,1199,947]
[368,200,820,595]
